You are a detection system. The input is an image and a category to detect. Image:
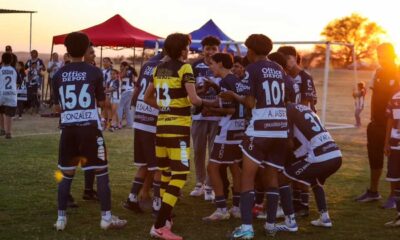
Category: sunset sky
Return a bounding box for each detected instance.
[1,0,399,57]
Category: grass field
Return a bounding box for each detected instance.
[1,69,400,240]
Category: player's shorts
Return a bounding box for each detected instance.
[58,126,107,171]
[284,157,342,186]
[134,129,157,171]
[210,143,242,164]
[367,121,386,169]
[111,97,120,104]
[239,135,288,170]
[0,106,16,117]
[386,150,400,182]
[156,134,190,174]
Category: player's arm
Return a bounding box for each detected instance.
[185,82,217,107]
[95,70,106,108]
[219,90,255,109]
[131,85,140,106]
[203,106,235,116]
[144,83,158,108]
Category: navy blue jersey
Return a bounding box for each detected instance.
[286,103,341,163]
[293,70,317,104]
[386,91,400,150]
[52,62,105,129]
[244,60,288,138]
[284,73,297,103]
[133,60,160,133]
[192,59,221,121]
[215,74,248,144]
[109,79,121,100]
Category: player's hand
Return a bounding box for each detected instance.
[384,144,391,157]
[219,90,235,101]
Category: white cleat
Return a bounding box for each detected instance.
[204,186,215,201]
[202,209,230,222]
[385,216,400,227]
[311,217,333,228]
[276,217,298,232]
[54,216,67,231]
[276,206,285,219]
[100,215,128,230]
[190,184,204,197]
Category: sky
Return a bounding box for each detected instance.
[1,0,399,58]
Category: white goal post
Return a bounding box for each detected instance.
[155,40,358,127]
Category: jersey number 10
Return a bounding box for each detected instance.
[59,84,92,110]
[262,80,285,105]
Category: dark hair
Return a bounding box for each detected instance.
[357,81,366,88]
[268,52,287,69]
[5,45,12,51]
[245,34,273,56]
[30,49,38,55]
[211,53,233,69]
[277,46,297,58]
[233,56,243,65]
[242,56,250,67]
[164,33,191,60]
[1,52,12,64]
[201,35,221,47]
[64,32,90,57]
[103,57,112,64]
[120,61,129,67]
[17,61,25,74]
[111,69,119,75]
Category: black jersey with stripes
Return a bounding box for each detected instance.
[244,60,288,138]
[52,62,105,129]
[133,60,160,133]
[286,103,341,163]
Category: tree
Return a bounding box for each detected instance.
[315,13,386,68]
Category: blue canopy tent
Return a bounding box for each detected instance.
[144,19,246,55]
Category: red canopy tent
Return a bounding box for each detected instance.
[52,14,160,48]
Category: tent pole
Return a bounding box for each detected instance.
[141,48,145,68]
[100,46,103,68]
[352,45,358,86]
[45,41,55,105]
[321,42,331,126]
[29,13,32,52]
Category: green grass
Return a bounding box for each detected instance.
[1,69,399,239]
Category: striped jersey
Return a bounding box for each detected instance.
[292,70,317,104]
[133,60,160,133]
[244,60,288,138]
[108,79,121,100]
[102,68,112,87]
[152,59,195,136]
[386,91,400,150]
[192,59,221,121]
[0,66,18,107]
[215,74,249,144]
[287,103,342,163]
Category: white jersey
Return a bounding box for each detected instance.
[0,66,18,107]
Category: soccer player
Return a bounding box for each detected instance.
[190,36,221,200]
[283,103,342,228]
[101,57,113,129]
[25,50,46,87]
[353,81,367,127]
[105,69,121,131]
[118,62,136,128]
[384,89,400,227]
[16,61,27,120]
[52,32,127,231]
[123,55,162,214]
[144,33,215,240]
[0,52,18,139]
[278,46,317,110]
[202,53,246,221]
[221,34,289,239]
[356,43,400,208]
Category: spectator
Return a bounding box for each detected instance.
[25,50,46,87]
[2,45,18,68]
[16,61,27,119]
[26,61,40,114]
[353,81,367,127]
[118,61,137,128]
[48,53,63,81]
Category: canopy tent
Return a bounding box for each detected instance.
[52,14,161,48]
[0,9,37,52]
[145,19,247,54]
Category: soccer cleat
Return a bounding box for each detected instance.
[204,186,215,201]
[190,184,204,197]
[230,226,255,239]
[252,203,264,218]
[229,206,241,219]
[354,189,382,202]
[122,199,144,213]
[311,217,333,228]
[276,205,285,219]
[83,190,98,201]
[150,225,183,240]
[54,216,67,231]
[100,215,127,230]
[384,215,400,227]
[275,218,298,232]
[264,223,277,237]
[381,196,397,209]
[202,209,230,222]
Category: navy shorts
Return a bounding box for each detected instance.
[134,129,157,171]
[284,157,342,186]
[386,150,400,182]
[58,126,107,171]
[240,135,288,170]
[210,143,242,164]
[0,106,16,117]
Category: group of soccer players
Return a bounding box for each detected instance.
[44,29,400,240]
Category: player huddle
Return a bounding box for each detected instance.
[2,29,395,240]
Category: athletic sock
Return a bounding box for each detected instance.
[240,190,255,225]
[233,192,240,208]
[266,188,279,224]
[129,177,144,202]
[279,185,294,216]
[153,180,161,198]
[215,196,227,212]
[58,172,74,212]
[312,184,327,213]
[96,169,111,213]
[102,210,112,221]
[84,170,95,192]
[255,190,264,205]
